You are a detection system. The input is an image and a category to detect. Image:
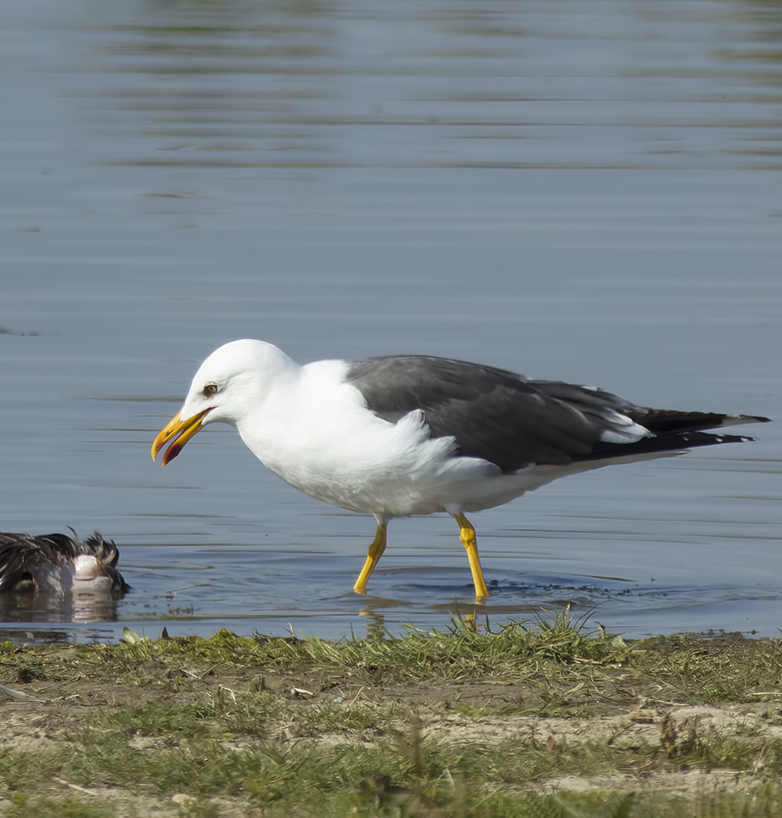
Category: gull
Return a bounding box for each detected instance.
[152,340,768,600]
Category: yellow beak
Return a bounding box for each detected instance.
[151,409,211,466]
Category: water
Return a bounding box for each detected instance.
[1,0,780,644]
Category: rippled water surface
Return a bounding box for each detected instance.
[1,0,780,643]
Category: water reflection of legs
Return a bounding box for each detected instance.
[357,609,386,640]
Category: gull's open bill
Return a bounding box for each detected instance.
[152,409,213,466]
[152,340,769,601]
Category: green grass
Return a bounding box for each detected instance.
[3,712,782,811]
[1,794,115,818]
[59,613,782,710]
[3,614,782,817]
[100,695,276,739]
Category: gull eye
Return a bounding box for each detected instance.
[203,383,219,397]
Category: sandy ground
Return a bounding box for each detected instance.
[2,644,781,816]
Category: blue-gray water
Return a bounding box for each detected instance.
[1,0,780,644]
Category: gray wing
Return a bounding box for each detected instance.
[346,356,631,472]
[346,356,767,473]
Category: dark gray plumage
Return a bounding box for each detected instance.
[0,531,129,595]
[346,355,769,474]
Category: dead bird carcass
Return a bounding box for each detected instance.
[0,531,129,595]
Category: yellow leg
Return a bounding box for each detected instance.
[353,522,388,595]
[453,513,490,600]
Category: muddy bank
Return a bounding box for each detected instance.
[1,624,781,816]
